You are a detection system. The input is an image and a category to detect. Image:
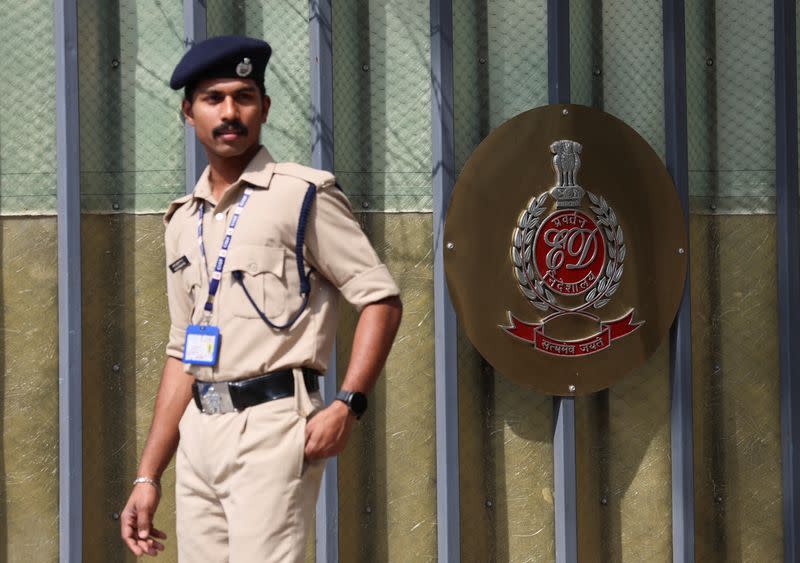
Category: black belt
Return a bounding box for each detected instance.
[192,368,320,414]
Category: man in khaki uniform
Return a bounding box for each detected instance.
[120,35,403,562]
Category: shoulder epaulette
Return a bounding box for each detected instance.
[164,193,194,225]
[273,162,335,189]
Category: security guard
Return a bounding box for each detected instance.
[120,35,402,562]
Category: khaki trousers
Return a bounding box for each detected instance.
[175,369,325,563]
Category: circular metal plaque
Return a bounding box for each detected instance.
[444,104,688,395]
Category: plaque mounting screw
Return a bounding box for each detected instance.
[568,384,576,392]
[562,108,569,116]
[361,200,370,209]
[678,247,685,255]
[446,242,455,250]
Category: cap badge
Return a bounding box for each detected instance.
[236,57,252,77]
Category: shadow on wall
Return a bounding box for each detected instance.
[79,0,139,560]
[335,5,385,559]
[328,0,443,539]
[693,2,742,561]
[336,211,439,563]
[455,0,559,560]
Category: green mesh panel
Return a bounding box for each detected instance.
[569,0,596,107]
[3,1,786,216]
[207,0,312,166]
[332,1,432,212]
[0,0,57,214]
[569,0,665,160]
[77,0,185,213]
[686,0,776,214]
[453,0,549,173]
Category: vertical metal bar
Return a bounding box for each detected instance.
[183,0,207,192]
[54,1,82,561]
[315,351,339,563]
[553,397,577,563]
[431,1,460,561]
[311,0,335,172]
[548,0,571,104]
[548,2,577,562]
[310,2,339,561]
[663,0,695,561]
[774,1,800,561]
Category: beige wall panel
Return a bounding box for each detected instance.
[459,336,555,562]
[0,217,59,562]
[576,343,672,563]
[690,215,782,563]
[81,214,177,562]
[337,213,437,563]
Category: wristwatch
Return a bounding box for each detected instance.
[335,390,368,420]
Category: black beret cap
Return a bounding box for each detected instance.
[170,35,271,90]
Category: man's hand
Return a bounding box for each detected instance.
[120,357,191,555]
[303,296,402,461]
[304,400,355,460]
[120,483,167,557]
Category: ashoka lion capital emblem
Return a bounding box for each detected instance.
[501,140,644,357]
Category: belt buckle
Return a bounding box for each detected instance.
[196,382,236,414]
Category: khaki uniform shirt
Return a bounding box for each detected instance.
[163,147,399,382]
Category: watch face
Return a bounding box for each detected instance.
[350,392,368,415]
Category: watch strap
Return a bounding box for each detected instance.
[335,389,367,419]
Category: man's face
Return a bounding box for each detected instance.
[182,78,270,159]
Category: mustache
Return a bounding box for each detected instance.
[212,120,249,137]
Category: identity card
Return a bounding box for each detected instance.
[183,324,221,366]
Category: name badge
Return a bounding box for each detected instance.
[183,324,221,366]
[169,255,190,273]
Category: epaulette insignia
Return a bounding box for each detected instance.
[274,162,335,189]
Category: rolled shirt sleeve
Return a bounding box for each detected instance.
[304,184,400,310]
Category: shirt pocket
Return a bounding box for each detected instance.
[224,244,287,319]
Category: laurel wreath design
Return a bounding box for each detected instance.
[585,191,625,310]
[511,191,626,313]
[512,193,557,312]
[512,193,581,313]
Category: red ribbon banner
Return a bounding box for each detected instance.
[502,310,643,357]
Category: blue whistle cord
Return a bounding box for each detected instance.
[295,183,317,296]
[232,270,311,330]
[233,183,317,330]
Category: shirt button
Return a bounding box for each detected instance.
[215,212,225,222]
[249,263,258,274]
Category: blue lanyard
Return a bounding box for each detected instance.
[197,187,253,318]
